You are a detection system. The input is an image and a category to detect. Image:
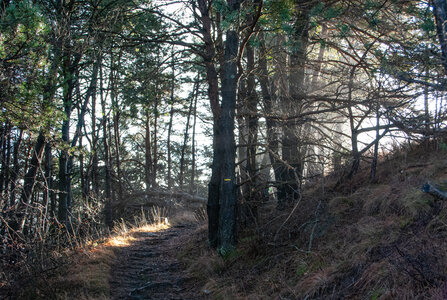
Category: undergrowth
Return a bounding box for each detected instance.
[179,141,447,299]
[2,206,171,300]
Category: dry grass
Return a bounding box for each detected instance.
[15,207,172,299]
[178,142,447,299]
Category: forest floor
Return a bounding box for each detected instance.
[3,214,208,300]
[109,223,205,300]
[176,142,447,299]
[7,141,447,299]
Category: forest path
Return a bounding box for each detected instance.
[109,224,203,300]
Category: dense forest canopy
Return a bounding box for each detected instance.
[0,0,446,271]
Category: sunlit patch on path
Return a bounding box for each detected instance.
[109,223,203,299]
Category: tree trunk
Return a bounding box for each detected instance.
[180,80,197,188]
[91,75,99,198]
[197,0,222,248]
[145,108,153,193]
[43,141,55,217]
[0,123,8,198]
[167,82,175,189]
[190,78,198,194]
[278,5,310,206]
[370,105,380,181]
[236,88,248,224]
[0,0,10,17]
[3,123,11,201]
[258,34,282,198]
[244,41,259,223]
[218,7,239,254]
[58,45,79,225]
[18,37,62,229]
[152,93,159,188]
[347,67,360,179]
[9,129,22,207]
[79,136,87,202]
[432,0,447,74]
[101,64,112,227]
[17,132,45,231]
[110,50,124,202]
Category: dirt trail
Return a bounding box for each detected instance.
[109,224,203,300]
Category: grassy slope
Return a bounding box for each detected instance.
[180,143,447,299]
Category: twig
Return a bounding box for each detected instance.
[274,191,303,241]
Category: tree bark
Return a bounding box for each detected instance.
[370,104,380,181]
[258,34,282,199]
[167,73,175,189]
[110,49,124,202]
[101,64,112,227]
[17,132,45,231]
[152,90,159,188]
[244,41,259,223]
[9,129,22,207]
[197,0,222,248]
[145,108,153,193]
[278,4,310,206]
[218,2,239,253]
[180,80,197,188]
[190,78,198,194]
[432,0,447,74]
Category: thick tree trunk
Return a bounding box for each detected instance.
[58,46,81,225]
[218,22,239,254]
[197,0,222,248]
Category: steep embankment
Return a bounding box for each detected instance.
[179,143,447,299]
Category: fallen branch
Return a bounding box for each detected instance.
[421,181,447,200]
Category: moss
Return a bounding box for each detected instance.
[370,288,385,300]
[399,217,412,229]
[296,263,308,276]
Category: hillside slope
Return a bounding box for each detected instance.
[180,142,447,299]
